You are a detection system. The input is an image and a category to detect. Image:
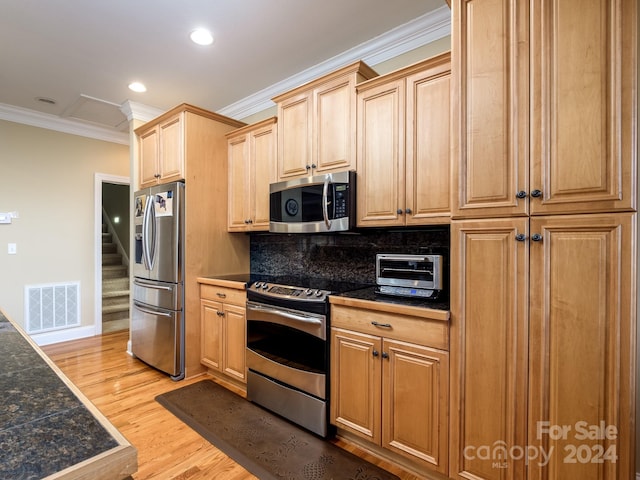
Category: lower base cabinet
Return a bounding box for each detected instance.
[200,284,247,385]
[330,304,449,476]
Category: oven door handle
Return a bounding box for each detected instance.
[247,301,326,339]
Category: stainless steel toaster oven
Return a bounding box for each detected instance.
[376,254,443,299]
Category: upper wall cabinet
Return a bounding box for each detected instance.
[357,53,451,227]
[272,61,378,181]
[226,117,277,232]
[452,0,637,219]
[136,104,246,191]
[138,112,185,189]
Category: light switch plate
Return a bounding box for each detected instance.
[0,213,10,224]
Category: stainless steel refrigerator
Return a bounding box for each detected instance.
[132,181,185,380]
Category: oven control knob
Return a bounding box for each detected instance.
[262,283,269,290]
[254,282,262,289]
[315,290,323,297]
[305,289,313,296]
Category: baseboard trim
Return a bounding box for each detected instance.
[31,325,96,346]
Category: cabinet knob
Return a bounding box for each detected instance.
[516,190,527,199]
[382,352,389,359]
[247,219,253,224]
[216,311,224,316]
[515,233,527,242]
[154,174,161,178]
[372,350,379,357]
[531,189,543,198]
[311,164,317,169]
[397,209,403,215]
[305,165,311,170]
[405,208,412,214]
[531,233,543,242]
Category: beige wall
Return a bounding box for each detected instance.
[0,120,129,329]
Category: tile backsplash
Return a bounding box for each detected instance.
[250,226,450,287]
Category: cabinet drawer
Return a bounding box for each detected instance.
[200,285,246,306]
[331,304,448,351]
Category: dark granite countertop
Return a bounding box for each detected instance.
[336,285,450,311]
[0,310,136,479]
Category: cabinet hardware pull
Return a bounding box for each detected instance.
[516,190,527,199]
[216,293,227,298]
[247,219,253,224]
[371,321,392,328]
[515,233,527,242]
[405,208,412,214]
[382,352,389,359]
[311,164,317,169]
[216,311,224,316]
[531,189,543,198]
[154,174,161,178]
[373,350,379,357]
[306,165,311,170]
[531,233,543,242]
[396,209,403,215]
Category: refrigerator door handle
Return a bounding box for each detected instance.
[133,279,173,291]
[133,301,172,318]
[148,195,157,269]
[142,194,155,270]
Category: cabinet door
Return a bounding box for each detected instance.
[528,213,635,480]
[222,304,246,383]
[406,67,451,225]
[330,328,382,444]
[450,218,529,480]
[200,299,223,371]
[530,0,636,215]
[227,134,250,231]
[313,75,356,173]
[139,127,159,189]
[451,0,529,219]
[356,79,405,227]
[383,339,449,475]
[158,114,184,183]
[251,122,276,230]
[277,92,312,179]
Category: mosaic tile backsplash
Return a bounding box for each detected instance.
[250,226,450,288]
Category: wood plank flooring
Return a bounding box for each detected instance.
[43,331,423,480]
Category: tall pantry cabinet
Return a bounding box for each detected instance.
[449,1,637,480]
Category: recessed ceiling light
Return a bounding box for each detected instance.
[128,82,147,93]
[190,28,214,46]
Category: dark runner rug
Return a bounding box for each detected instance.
[156,380,400,480]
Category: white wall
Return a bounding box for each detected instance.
[0,120,129,331]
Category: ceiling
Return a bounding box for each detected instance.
[0,0,450,141]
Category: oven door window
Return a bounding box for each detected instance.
[247,320,326,374]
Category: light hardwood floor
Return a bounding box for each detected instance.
[43,331,422,480]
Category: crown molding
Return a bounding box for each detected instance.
[119,100,164,123]
[0,102,129,145]
[217,6,451,120]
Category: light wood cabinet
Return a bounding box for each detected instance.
[357,53,451,227]
[226,117,277,232]
[331,303,449,475]
[273,61,377,180]
[200,284,247,386]
[136,104,249,379]
[452,0,636,219]
[137,112,185,189]
[450,213,635,480]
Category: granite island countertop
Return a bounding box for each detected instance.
[0,309,137,480]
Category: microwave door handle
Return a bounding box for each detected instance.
[322,174,331,230]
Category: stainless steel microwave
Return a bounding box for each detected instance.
[269,171,356,233]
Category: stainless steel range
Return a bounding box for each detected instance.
[246,276,365,437]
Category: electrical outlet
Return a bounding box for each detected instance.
[8,243,16,254]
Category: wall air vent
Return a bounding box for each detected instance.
[25,282,80,334]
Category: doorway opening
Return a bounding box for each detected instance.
[95,174,130,334]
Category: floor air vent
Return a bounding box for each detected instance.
[25,282,80,334]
